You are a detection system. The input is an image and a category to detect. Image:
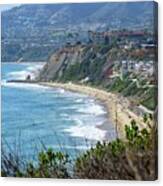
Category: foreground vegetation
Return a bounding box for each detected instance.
[1,116,157,180]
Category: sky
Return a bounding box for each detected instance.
[0,4,20,12]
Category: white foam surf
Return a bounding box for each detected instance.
[75,98,84,103]
[77,103,107,116]
[64,123,106,141]
[6,63,45,81]
[6,70,34,80]
[1,81,50,91]
[50,144,91,150]
[64,118,106,141]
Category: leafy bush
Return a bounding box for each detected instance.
[61,63,81,82]
[2,148,70,178]
[140,87,157,110]
[74,119,157,180]
[20,149,70,178]
[99,44,111,55]
[122,82,138,96]
[141,97,156,111]
[108,77,132,93]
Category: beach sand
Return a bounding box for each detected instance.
[39,82,146,139]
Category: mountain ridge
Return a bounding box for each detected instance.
[2,2,154,30]
[1,1,155,62]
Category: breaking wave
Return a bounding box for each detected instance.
[77,103,107,116]
[64,118,106,141]
[5,63,45,81]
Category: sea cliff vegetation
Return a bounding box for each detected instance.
[38,42,157,111]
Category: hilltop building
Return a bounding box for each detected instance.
[87,30,154,49]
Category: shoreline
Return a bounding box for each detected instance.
[39,82,146,139]
[2,61,46,64]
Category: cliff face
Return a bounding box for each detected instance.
[38,42,155,83]
[38,45,83,81]
[38,43,118,84]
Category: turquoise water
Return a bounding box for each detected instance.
[2,63,115,161]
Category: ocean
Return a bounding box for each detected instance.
[1,63,115,161]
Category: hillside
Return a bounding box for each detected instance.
[2,2,154,30]
[1,1,155,62]
[38,40,157,111]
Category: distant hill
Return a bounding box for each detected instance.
[2,2,154,29]
[1,2,155,62]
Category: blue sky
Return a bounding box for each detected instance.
[0,4,20,12]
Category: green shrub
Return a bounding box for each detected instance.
[99,44,111,54]
[140,87,157,110]
[2,148,70,178]
[24,149,70,178]
[108,77,132,93]
[74,120,157,180]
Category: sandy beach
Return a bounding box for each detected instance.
[39,82,146,139]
